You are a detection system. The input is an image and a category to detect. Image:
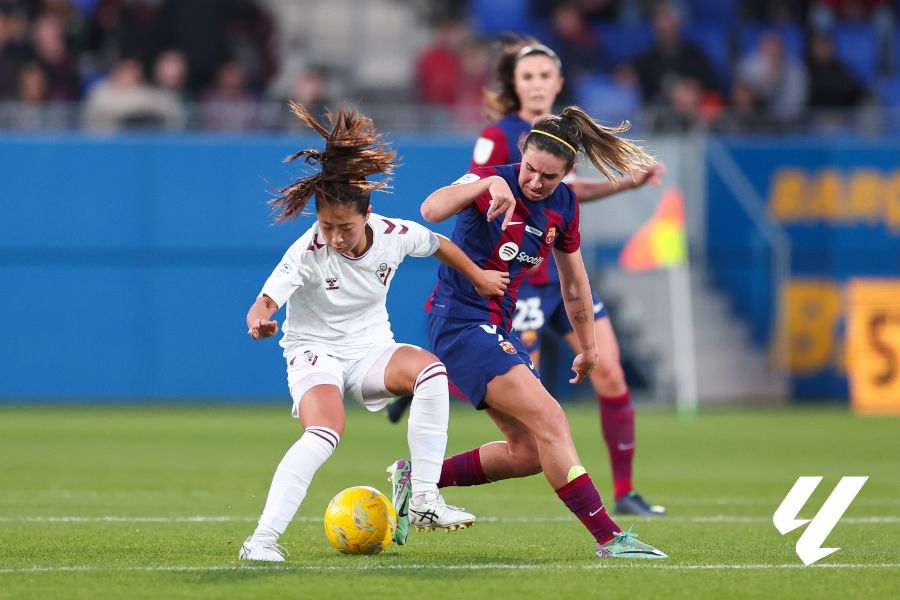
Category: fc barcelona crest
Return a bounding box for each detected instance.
[545,226,558,245]
[499,341,517,355]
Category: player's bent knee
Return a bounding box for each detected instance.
[414,361,448,391]
[506,440,542,476]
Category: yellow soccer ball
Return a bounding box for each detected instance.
[324,485,397,555]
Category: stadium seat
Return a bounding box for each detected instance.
[832,24,878,85]
[574,74,640,123]
[684,24,732,91]
[876,75,900,107]
[684,0,738,24]
[594,24,654,70]
[470,0,528,35]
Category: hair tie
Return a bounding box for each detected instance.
[530,130,577,154]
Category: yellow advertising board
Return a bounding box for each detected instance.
[846,279,900,415]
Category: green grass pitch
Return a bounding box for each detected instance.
[1,403,897,599]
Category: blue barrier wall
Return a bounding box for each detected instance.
[0,133,471,401]
[706,138,900,399]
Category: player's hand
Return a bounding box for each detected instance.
[474,269,509,298]
[248,319,278,340]
[569,352,598,384]
[632,162,666,188]
[486,176,517,230]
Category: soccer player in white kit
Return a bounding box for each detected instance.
[239,103,510,562]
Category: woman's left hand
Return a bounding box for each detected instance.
[569,352,598,384]
[633,162,667,188]
[473,269,510,298]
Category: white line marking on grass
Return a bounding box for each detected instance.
[664,497,900,507]
[1,515,897,524]
[1,563,899,575]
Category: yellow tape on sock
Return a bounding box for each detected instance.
[567,465,587,482]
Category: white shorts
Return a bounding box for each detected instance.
[284,342,412,418]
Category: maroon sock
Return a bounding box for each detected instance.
[599,390,635,500]
[437,447,488,488]
[555,473,620,544]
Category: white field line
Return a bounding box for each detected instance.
[0,515,897,524]
[1,563,899,574]
[661,497,900,507]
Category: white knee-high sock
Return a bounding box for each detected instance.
[408,362,449,497]
[253,426,340,539]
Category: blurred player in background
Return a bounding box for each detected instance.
[239,103,510,561]
[388,106,667,559]
[389,37,666,517]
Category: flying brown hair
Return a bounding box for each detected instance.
[270,102,397,223]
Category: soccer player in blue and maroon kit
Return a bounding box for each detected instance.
[416,107,666,558]
[389,38,667,516]
[470,40,667,517]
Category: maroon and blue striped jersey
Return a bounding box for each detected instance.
[427,164,580,329]
[471,114,578,286]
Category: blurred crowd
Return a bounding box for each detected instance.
[419,0,900,133]
[1,0,898,133]
[0,0,323,130]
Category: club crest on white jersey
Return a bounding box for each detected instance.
[375,263,393,286]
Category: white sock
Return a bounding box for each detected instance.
[253,426,340,539]
[407,362,448,497]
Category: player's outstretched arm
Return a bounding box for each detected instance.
[571,162,666,203]
[432,234,509,298]
[421,175,516,229]
[554,248,598,383]
[246,294,279,340]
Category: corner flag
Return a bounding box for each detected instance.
[618,186,687,272]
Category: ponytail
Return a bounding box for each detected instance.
[269,102,396,223]
[524,106,654,180]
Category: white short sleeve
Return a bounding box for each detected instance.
[259,243,315,308]
[397,218,440,258]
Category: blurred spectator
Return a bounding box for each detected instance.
[84,0,161,75]
[0,11,25,99]
[452,38,490,126]
[736,30,809,125]
[532,0,623,23]
[152,49,189,122]
[810,0,894,24]
[198,60,257,130]
[9,61,50,129]
[806,31,867,108]
[742,1,809,24]
[226,0,277,93]
[155,0,275,95]
[714,78,772,134]
[263,65,332,129]
[29,13,79,100]
[83,57,182,129]
[155,0,236,94]
[629,2,720,105]
[547,2,601,105]
[573,0,623,22]
[415,16,466,106]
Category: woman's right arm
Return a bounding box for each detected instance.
[421,175,517,229]
[246,295,279,340]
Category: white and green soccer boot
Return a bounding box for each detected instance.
[596,528,667,559]
[386,459,412,545]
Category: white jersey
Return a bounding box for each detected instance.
[259,213,440,359]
